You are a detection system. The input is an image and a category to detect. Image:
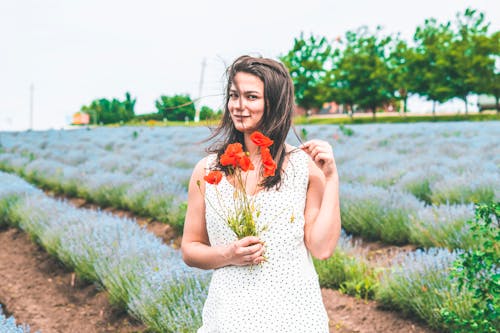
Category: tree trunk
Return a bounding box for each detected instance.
[432,101,436,117]
[464,96,468,115]
[403,95,408,115]
[496,96,499,114]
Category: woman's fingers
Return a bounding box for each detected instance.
[231,237,266,266]
[235,242,262,255]
[238,236,261,247]
[301,140,337,178]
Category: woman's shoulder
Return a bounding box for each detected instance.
[193,154,218,173]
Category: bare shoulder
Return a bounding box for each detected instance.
[189,156,209,188]
[194,154,219,174]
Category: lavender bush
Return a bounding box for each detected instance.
[0,171,209,332]
[376,248,473,331]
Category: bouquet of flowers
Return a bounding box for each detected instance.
[200,131,277,239]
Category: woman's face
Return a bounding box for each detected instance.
[227,72,265,134]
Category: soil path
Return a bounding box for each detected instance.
[0,189,435,332]
[0,227,145,333]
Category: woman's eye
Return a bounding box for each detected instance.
[248,95,257,100]
[229,93,238,99]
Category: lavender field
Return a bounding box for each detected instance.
[0,121,498,332]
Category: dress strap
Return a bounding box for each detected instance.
[285,148,310,189]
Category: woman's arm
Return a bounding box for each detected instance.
[181,158,265,269]
[301,140,341,260]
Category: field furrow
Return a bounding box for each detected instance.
[0,227,144,333]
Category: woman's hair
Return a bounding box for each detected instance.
[207,55,296,189]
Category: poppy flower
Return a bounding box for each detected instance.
[204,170,223,185]
[250,131,274,148]
[220,143,244,167]
[237,154,254,172]
[261,147,277,177]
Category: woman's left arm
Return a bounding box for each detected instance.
[301,140,341,260]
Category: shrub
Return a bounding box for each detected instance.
[340,183,422,244]
[377,248,474,331]
[440,202,500,332]
[409,203,475,249]
[314,250,379,299]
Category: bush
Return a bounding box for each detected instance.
[314,250,379,299]
[440,202,500,332]
[376,248,473,331]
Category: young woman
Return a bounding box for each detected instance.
[182,55,341,332]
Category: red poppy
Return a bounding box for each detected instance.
[263,161,277,177]
[238,154,254,172]
[261,147,277,177]
[204,170,223,185]
[220,143,244,167]
[220,142,255,172]
[250,131,274,148]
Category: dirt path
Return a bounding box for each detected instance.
[0,227,146,333]
[0,187,436,332]
[322,289,434,332]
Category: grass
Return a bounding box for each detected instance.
[294,113,500,125]
[314,250,379,299]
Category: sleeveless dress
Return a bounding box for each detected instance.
[198,149,329,333]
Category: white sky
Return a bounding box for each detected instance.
[1,0,498,131]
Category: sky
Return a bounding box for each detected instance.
[1,0,499,131]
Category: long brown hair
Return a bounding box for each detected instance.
[207,55,296,190]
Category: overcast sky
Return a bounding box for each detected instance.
[1,0,498,131]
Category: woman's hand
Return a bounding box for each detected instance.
[224,236,266,266]
[301,140,338,180]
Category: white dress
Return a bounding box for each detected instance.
[198,149,329,333]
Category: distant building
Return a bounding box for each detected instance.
[72,112,90,125]
[477,95,497,111]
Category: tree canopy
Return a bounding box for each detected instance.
[280,8,499,114]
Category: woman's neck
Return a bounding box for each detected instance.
[243,134,260,159]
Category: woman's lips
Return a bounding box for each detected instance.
[233,115,250,120]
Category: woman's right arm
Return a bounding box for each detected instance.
[181,158,265,269]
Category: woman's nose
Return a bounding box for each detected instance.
[235,97,245,110]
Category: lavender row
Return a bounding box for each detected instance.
[300,121,499,204]
[0,171,209,333]
[1,123,498,207]
[0,122,497,249]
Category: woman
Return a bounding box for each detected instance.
[182,55,341,332]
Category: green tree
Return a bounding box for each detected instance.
[199,105,220,120]
[123,92,136,119]
[445,8,498,114]
[412,18,455,115]
[388,38,416,113]
[332,27,394,118]
[280,32,333,112]
[81,92,136,124]
[475,31,500,113]
[155,94,196,121]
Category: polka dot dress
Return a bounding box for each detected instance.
[199,149,329,333]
